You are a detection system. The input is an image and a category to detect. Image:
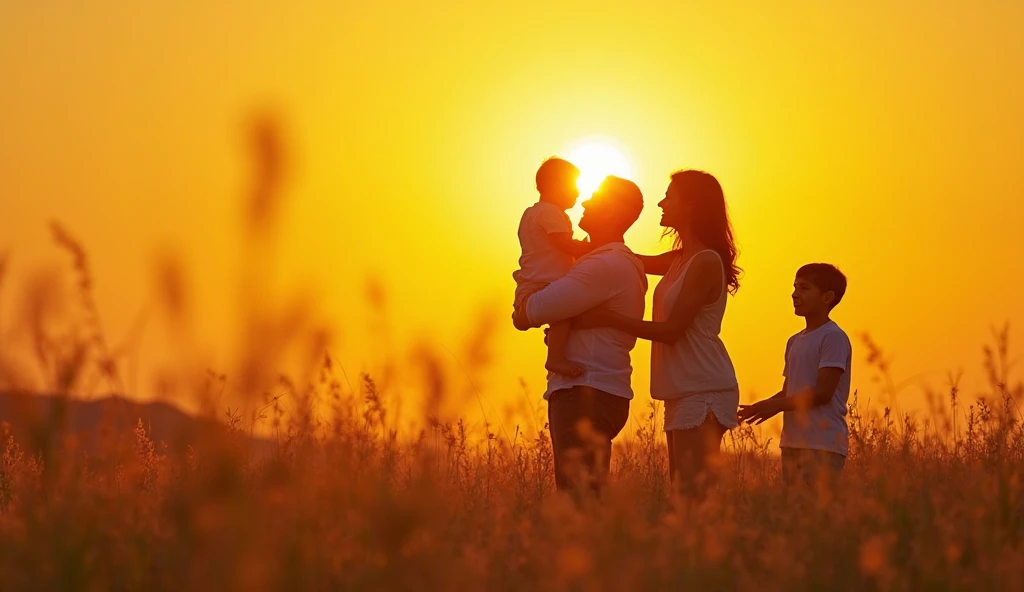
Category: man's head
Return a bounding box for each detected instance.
[535,157,581,210]
[579,175,643,239]
[792,263,847,318]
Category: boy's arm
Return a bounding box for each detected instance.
[768,380,788,400]
[771,368,845,412]
[772,331,851,413]
[549,232,594,259]
[739,370,844,425]
[770,381,789,399]
[738,379,787,424]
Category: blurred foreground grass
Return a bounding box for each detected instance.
[1,335,1023,590]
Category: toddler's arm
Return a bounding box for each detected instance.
[548,232,594,259]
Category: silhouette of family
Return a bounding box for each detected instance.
[512,158,851,497]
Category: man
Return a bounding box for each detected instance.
[513,175,647,492]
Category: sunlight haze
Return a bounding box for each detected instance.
[2,1,1023,434]
[568,140,633,197]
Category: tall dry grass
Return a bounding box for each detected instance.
[1,330,1023,591]
[1,115,1023,591]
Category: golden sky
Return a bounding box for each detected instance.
[2,2,1023,432]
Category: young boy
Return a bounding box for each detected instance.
[513,157,593,377]
[738,263,852,489]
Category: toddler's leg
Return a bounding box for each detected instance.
[545,320,584,378]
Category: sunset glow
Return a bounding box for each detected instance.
[0,1,1022,428]
[567,141,633,197]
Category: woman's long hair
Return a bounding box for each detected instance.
[666,170,742,295]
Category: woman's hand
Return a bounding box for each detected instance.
[572,308,609,330]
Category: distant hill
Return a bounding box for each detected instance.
[0,391,273,458]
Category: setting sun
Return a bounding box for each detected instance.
[567,141,633,196]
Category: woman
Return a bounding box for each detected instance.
[575,170,741,495]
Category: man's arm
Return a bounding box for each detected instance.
[575,251,717,344]
[513,255,618,329]
[548,232,594,259]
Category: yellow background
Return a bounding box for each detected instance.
[2,2,1023,431]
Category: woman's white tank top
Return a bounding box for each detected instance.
[650,250,738,400]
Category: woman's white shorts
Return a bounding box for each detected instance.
[662,389,740,432]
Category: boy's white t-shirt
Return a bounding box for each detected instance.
[513,201,574,303]
[780,320,853,456]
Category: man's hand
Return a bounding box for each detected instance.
[738,398,785,425]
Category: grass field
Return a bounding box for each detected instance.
[1,331,1023,591]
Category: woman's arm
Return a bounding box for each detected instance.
[577,252,720,344]
[636,251,681,276]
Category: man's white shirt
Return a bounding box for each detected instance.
[525,242,648,400]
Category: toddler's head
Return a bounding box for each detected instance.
[536,157,581,210]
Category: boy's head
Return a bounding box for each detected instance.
[792,263,847,317]
[536,157,581,210]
